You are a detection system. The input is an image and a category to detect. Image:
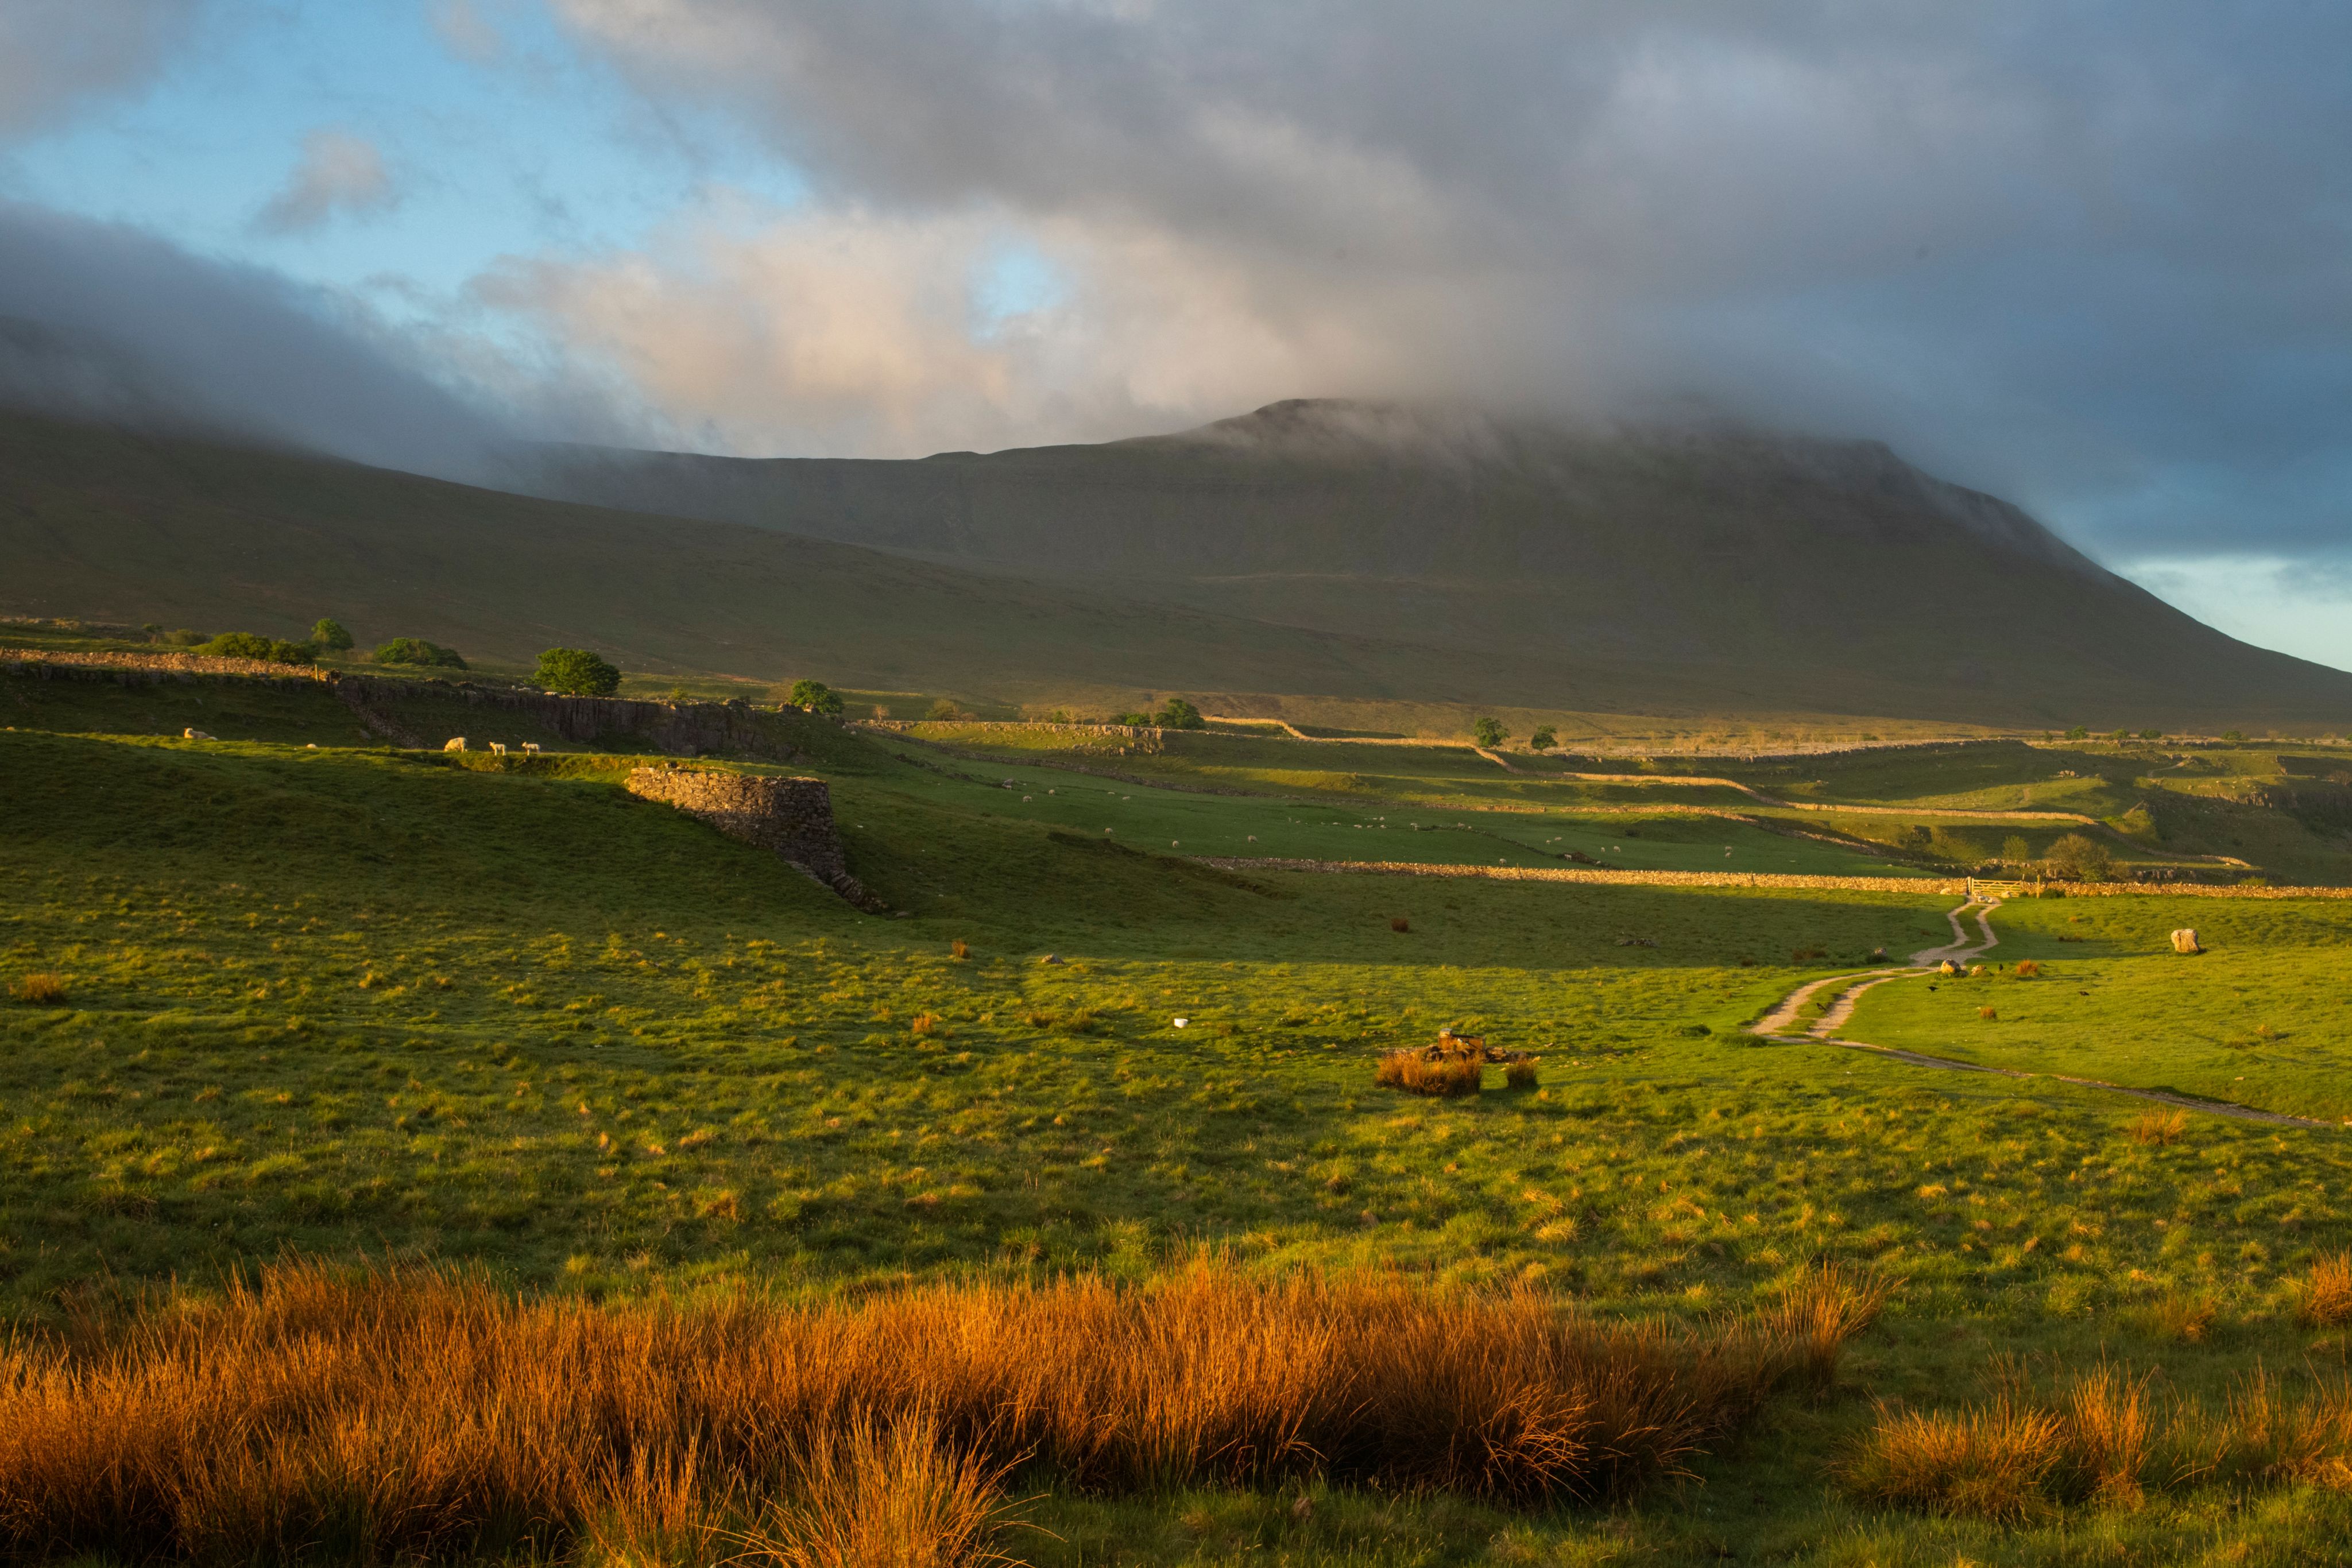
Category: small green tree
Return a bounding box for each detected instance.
[2064,726,2089,741]
[535,647,620,695]
[2223,730,2245,742]
[2136,728,2162,741]
[311,617,354,651]
[786,679,844,716]
[1116,710,1153,727]
[1154,696,1205,730]
[2045,832,2112,882]
[926,698,968,721]
[2001,834,2032,864]
[374,637,466,669]
[1529,724,1557,752]
[1472,717,1507,748]
[198,632,316,664]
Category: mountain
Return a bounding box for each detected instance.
[514,399,2352,729]
[6,398,2350,730]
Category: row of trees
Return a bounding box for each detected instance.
[1470,718,1558,751]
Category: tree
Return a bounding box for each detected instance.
[1472,716,1507,748]
[535,647,620,695]
[2001,834,2032,864]
[2137,728,2163,741]
[374,637,466,669]
[926,698,968,721]
[787,679,845,716]
[2045,832,2112,882]
[1115,710,1154,726]
[1154,696,1205,730]
[198,632,316,664]
[2223,730,2245,742]
[311,617,354,651]
[1529,724,1557,752]
[2064,726,2089,741]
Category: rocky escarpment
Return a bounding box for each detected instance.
[624,766,887,913]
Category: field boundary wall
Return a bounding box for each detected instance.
[1200,857,2352,899]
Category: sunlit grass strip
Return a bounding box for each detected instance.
[0,1260,1879,1563]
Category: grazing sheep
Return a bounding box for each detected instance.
[443,738,467,752]
[182,727,214,740]
[2171,928,2202,954]
[489,742,508,756]
[521,742,541,754]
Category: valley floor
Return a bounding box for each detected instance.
[5,696,2352,1565]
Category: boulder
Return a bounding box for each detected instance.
[2171,928,2202,954]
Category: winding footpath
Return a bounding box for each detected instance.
[1750,897,2334,1129]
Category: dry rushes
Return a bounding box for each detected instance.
[1844,1362,2352,1520]
[2300,1253,2352,1327]
[2128,1109,2191,1147]
[11,973,65,1006]
[1503,1059,1540,1091]
[949,940,970,961]
[0,1259,1873,1563]
[1375,1050,1483,1097]
[2014,959,2041,977]
[1840,1398,2065,1523]
[1978,1006,1997,1020]
[909,1013,946,1038]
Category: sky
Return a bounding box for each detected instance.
[1,1,2349,669]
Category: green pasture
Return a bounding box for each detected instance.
[10,718,2352,1561]
[1841,894,2352,1124]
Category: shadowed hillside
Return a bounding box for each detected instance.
[520,399,2352,729]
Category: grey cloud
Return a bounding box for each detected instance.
[256,129,400,234]
[0,0,204,136]
[0,202,510,479]
[548,1,2352,562]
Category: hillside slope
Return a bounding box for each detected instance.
[520,400,2352,729]
[0,409,1461,702]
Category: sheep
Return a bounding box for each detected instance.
[489,742,508,756]
[182,727,214,741]
[521,742,541,754]
[443,738,467,752]
[2171,928,2202,954]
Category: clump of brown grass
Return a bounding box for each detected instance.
[2300,1253,2352,1327]
[1845,1362,2352,1520]
[2129,1109,2190,1147]
[1839,1398,2063,1523]
[949,939,970,961]
[1503,1059,1539,1091]
[1375,1050,1483,1097]
[2133,1291,2217,1344]
[910,1013,947,1038]
[1747,1262,1888,1392]
[733,1415,1018,1568]
[12,973,66,1006]
[1390,917,1410,933]
[2014,959,2041,978]
[0,1258,1870,1563]
[1979,1006,1998,1020]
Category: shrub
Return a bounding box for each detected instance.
[1529,723,1557,752]
[196,632,316,664]
[374,637,466,669]
[788,679,844,716]
[310,617,354,651]
[927,698,969,721]
[1154,696,1205,730]
[1375,1050,1483,1097]
[2127,1108,2189,1147]
[13,973,65,1006]
[2300,1253,2352,1327]
[534,647,621,696]
[1115,710,1153,726]
[1472,717,1507,748]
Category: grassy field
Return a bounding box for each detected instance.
[1842,893,2352,1124]
[8,704,2352,1562]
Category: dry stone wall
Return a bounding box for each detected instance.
[1197,857,2352,899]
[624,767,885,912]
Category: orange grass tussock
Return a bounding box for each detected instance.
[1842,1362,2352,1520]
[10,972,65,1006]
[2301,1252,2352,1328]
[1374,1049,1483,1097]
[0,1259,1879,1564]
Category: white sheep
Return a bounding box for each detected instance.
[183,727,214,741]
[443,737,467,751]
[490,742,508,756]
[521,742,541,754]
